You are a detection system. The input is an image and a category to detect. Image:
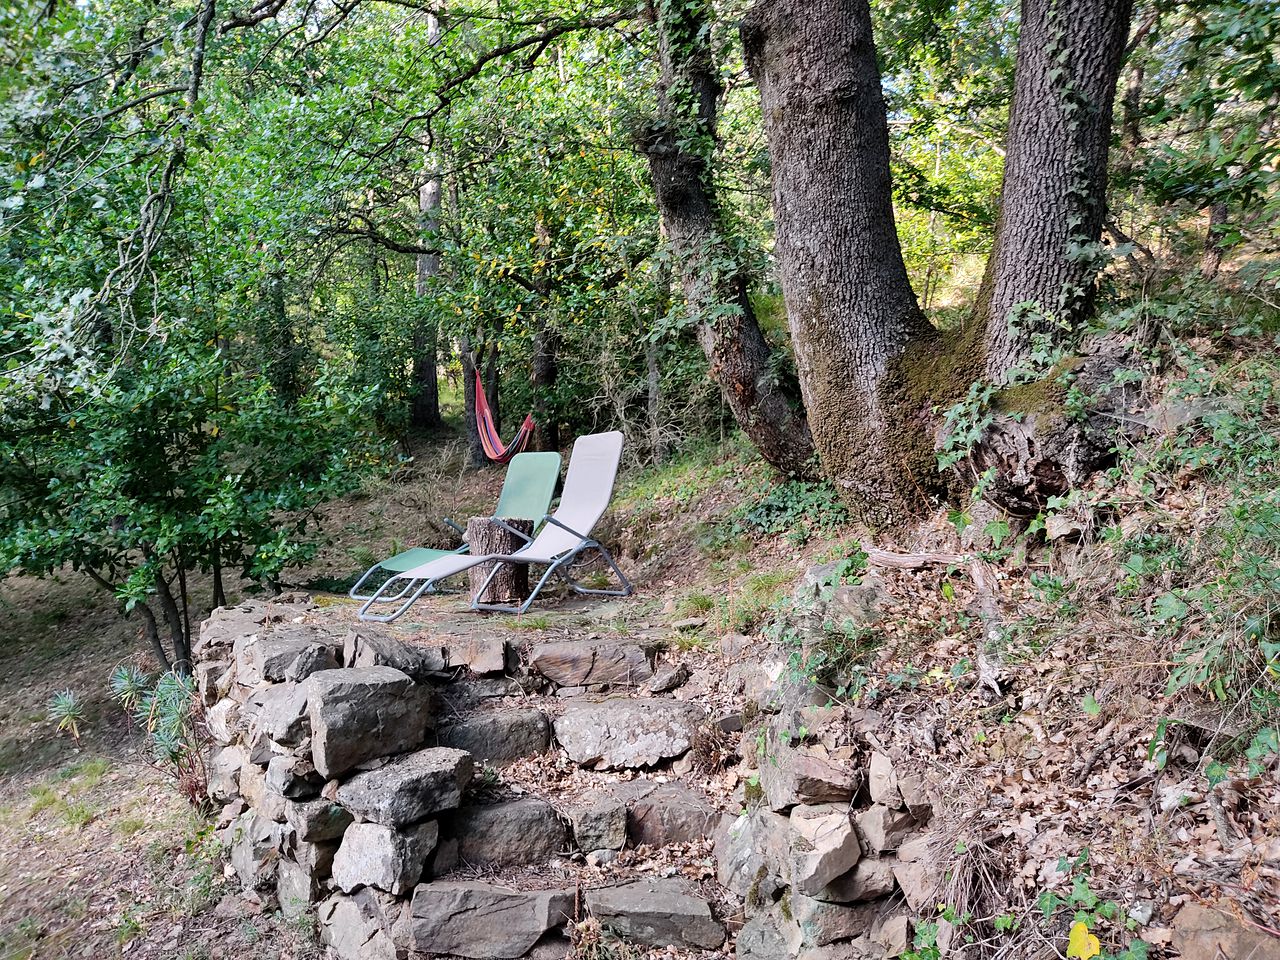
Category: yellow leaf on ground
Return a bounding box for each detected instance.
[1067,921,1101,959]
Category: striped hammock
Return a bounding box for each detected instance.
[474,370,534,463]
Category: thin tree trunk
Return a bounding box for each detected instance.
[742,0,940,524]
[459,336,487,468]
[978,0,1135,381]
[153,570,191,674]
[410,12,444,432]
[1200,201,1229,279]
[645,338,666,464]
[483,346,500,436]
[531,319,560,452]
[212,541,226,609]
[638,0,814,478]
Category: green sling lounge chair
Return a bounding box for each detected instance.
[348,450,561,605]
[357,431,631,623]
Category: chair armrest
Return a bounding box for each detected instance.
[442,517,465,536]
[488,516,533,544]
[543,515,593,542]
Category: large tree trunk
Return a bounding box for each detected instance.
[742,0,941,524]
[978,0,1134,382]
[638,0,814,478]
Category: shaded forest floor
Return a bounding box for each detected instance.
[1,332,1279,959]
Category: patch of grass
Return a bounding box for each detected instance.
[28,784,60,817]
[669,632,712,652]
[507,614,552,631]
[676,592,715,616]
[58,800,97,829]
[115,904,144,944]
[116,815,148,836]
[56,756,111,792]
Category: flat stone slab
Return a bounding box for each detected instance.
[407,881,575,960]
[554,698,705,769]
[529,639,653,687]
[306,666,432,778]
[619,782,724,846]
[445,636,510,674]
[335,747,473,826]
[447,798,569,867]
[285,798,354,842]
[586,878,725,950]
[437,708,549,764]
[252,625,337,682]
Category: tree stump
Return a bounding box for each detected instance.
[466,516,534,605]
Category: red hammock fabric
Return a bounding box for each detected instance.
[474,370,534,463]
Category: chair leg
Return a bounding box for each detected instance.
[471,560,563,614]
[564,543,633,597]
[358,576,437,623]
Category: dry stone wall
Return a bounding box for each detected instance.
[198,590,944,960]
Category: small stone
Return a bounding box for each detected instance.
[782,895,881,952]
[317,889,400,960]
[206,698,241,746]
[448,798,569,867]
[306,666,432,778]
[277,858,321,918]
[445,636,510,675]
[873,914,911,958]
[437,709,549,764]
[718,633,750,659]
[331,821,437,896]
[714,810,793,901]
[649,662,690,694]
[761,746,859,812]
[284,798,354,842]
[252,626,335,682]
[407,881,575,960]
[586,878,724,950]
[586,848,618,867]
[868,752,901,808]
[568,797,627,852]
[892,859,936,912]
[790,804,861,897]
[265,755,324,800]
[227,812,283,890]
[856,805,915,855]
[820,858,897,903]
[208,746,244,803]
[243,681,310,748]
[196,660,233,706]
[1171,903,1279,959]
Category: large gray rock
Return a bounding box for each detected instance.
[343,627,447,680]
[208,745,244,803]
[407,881,575,960]
[227,811,284,890]
[529,640,653,687]
[277,857,323,919]
[568,796,627,852]
[760,745,860,812]
[196,659,233,706]
[335,747,472,826]
[781,895,882,952]
[196,601,270,659]
[243,680,310,748]
[437,709,549,764]
[331,821,438,896]
[820,858,897,903]
[265,754,325,800]
[317,888,402,960]
[238,760,285,822]
[623,782,724,847]
[306,667,432,778]
[586,878,724,950]
[554,699,705,769]
[206,698,240,746]
[715,809,793,901]
[790,804,861,896]
[285,798,354,842]
[1172,903,1280,960]
[449,798,569,867]
[855,804,916,855]
[736,914,790,960]
[252,625,337,682]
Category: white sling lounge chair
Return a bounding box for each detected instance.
[356,431,632,622]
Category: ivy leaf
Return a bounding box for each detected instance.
[1067,921,1101,959]
[1081,693,1101,717]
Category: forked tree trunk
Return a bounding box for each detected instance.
[978,0,1134,381]
[742,0,940,524]
[638,0,814,478]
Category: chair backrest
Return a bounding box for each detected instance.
[493,451,561,520]
[517,431,624,559]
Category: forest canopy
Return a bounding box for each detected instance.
[1,0,1277,668]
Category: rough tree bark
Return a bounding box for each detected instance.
[531,320,560,452]
[637,0,814,478]
[978,0,1135,382]
[742,0,940,524]
[410,12,444,432]
[459,336,487,468]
